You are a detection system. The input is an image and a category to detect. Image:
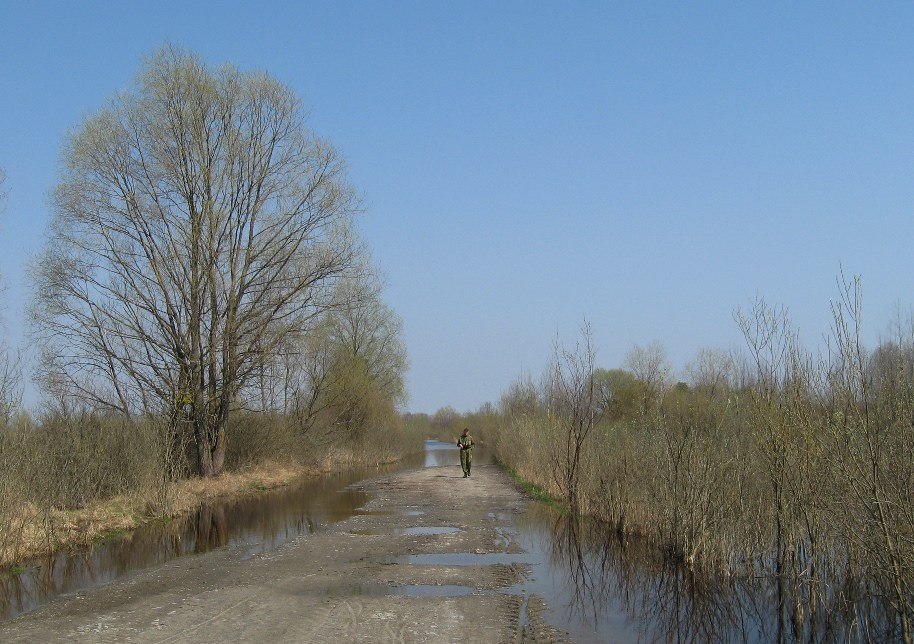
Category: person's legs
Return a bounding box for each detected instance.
[460,450,469,477]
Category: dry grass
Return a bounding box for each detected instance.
[0,406,426,570]
[0,440,417,568]
[1,460,310,567]
[169,461,308,508]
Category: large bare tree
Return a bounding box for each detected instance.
[32,48,361,476]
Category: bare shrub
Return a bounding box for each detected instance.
[544,323,606,509]
[224,412,299,470]
[22,413,160,511]
[825,275,914,641]
[0,412,33,564]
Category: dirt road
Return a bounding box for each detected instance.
[0,463,569,643]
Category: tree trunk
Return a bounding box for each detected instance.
[211,424,226,476]
[194,416,214,477]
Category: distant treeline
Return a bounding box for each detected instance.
[417,278,914,643]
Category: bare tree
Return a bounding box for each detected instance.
[827,275,913,642]
[326,275,407,404]
[254,271,407,443]
[625,340,671,412]
[685,347,735,398]
[545,322,606,509]
[32,48,361,477]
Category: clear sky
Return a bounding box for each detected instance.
[2,2,914,413]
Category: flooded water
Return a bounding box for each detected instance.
[0,440,885,640]
[506,505,899,642]
[0,452,426,621]
[509,507,658,642]
[423,437,491,468]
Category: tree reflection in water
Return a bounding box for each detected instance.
[195,504,228,553]
[0,458,404,622]
[528,507,892,642]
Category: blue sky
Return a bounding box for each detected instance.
[2,2,913,412]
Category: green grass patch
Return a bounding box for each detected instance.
[96,528,128,541]
[495,459,567,513]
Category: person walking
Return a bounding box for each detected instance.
[457,428,474,477]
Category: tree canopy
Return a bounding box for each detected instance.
[32,47,366,476]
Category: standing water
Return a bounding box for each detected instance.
[0,452,427,621]
[0,441,878,640]
[0,440,483,622]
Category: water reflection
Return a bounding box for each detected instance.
[516,506,893,643]
[421,439,461,468]
[8,441,880,641]
[0,454,424,622]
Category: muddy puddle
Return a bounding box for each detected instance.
[401,552,536,566]
[396,526,461,536]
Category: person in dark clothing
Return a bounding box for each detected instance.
[457,428,474,477]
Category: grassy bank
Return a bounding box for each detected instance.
[497,459,565,513]
[1,461,303,567]
[1,446,413,569]
[0,411,426,569]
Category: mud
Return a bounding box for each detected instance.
[0,462,570,643]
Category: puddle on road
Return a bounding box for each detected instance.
[372,551,534,573]
[401,553,536,566]
[297,583,481,598]
[396,527,461,536]
[348,526,460,537]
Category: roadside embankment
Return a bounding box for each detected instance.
[0,447,408,569]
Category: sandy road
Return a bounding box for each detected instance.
[0,463,569,643]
